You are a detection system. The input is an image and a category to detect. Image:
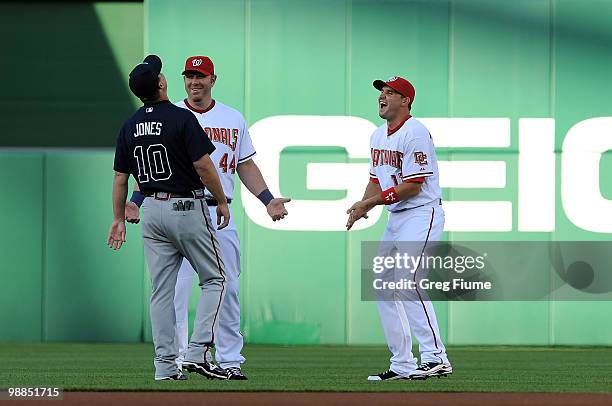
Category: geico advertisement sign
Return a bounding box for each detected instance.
[242,116,612,233]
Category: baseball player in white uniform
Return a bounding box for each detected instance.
[346,76,452,381]
[127,56,290,380]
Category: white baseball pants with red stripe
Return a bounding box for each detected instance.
[376,203,449,376]
[174,206,245,370]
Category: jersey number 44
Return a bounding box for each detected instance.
[219,153,236,174]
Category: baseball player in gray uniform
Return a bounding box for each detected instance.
[126,55,290,380]
[108,55,230,381]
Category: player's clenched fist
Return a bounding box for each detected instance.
[107,220,126,250]
[125,201,141,224]
[266,197,291,221]
[216,203,231,230]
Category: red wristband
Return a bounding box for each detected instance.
[381,187,400,205]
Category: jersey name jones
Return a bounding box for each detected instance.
[134,122,163,137]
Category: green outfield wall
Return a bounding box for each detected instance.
[1,0,612,345]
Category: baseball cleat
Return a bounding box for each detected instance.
[367,369,405,381]
[182,360,228,380]
[226,367,248,380]
[155,370,188,381]
[408,362,453,380]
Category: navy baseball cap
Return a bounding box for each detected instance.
[129,55,163,101]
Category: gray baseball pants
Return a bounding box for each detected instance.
[141,196,226,379]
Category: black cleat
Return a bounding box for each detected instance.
[367,369,405,381]
[182,360,228,380]
[226,367,248,380]
[155,370,188,381]
[408,362,453,380]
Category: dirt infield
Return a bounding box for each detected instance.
[6,392,612,406]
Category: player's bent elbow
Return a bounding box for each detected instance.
[236,158,259,179]
[397,182,422,199]
[114,171,129,185]
[192,154,214,172]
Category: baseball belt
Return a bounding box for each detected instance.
[144,190,232,206]
[204,198,232,206]
[390,198,442,214]
[144,189,206,200]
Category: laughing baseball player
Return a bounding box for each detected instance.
[346,76,452,381]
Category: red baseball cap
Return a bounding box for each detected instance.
[182,56,214,76]
[373,76,415,106]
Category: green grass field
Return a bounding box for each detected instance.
[1,343,611,392]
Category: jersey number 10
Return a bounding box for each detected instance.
[133,144,173,183]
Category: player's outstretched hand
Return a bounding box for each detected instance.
[125,201,141,224]
[107,220,126,250]
[267,197,291,221]
[346,200,371,231]
[216,203,230,230]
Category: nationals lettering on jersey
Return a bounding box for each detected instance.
[175,99,256,199]
[369,116,441,212]
[113,101,215,194]
[371,149,403,169]
[204,127,238,151]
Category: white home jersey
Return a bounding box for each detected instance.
[175,99,256,199]
[369,116,441,212]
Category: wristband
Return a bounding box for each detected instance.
[380,187,400,205]
[130,191,145,207]
[257,188,274,206]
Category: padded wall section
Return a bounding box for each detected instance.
[44,152,144,341]
[0,153,44,341]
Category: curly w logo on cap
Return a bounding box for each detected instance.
[182,56,214,76]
